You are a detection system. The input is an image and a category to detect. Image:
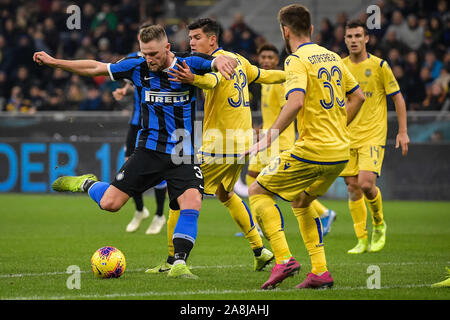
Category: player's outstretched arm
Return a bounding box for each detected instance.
[112,82,133,101]
[345,86,365,125]
[168,61,219,90]
[391,92,409,156]
[33,51,109,77]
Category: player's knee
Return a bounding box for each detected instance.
[178,189,202,211]
[248,181,261,197]
[99,198,121,212]
[360,180,375,195]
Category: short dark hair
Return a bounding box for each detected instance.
[278,4,311,37]
[257,43,279,56]
[188,18,220,38]
[139,25,167,43]
[345,20,369,35]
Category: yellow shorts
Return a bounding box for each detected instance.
[340,145,385,177]
[247,146,283,174]
[200,155,244,195]
[256,151,347,201]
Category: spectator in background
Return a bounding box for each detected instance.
[0,34,14,73]
[0,71,8,110]
[424,50,443,80]
[13,65,32,98]
[422,82,447,110]
[384,10,407,42]
[397,14,424,51]
[380,29,408,56]
[99,90,120,111]
[42,17,59,55]
[330,25,346,56]
[319,18,334,48]
[404,51,426,110]
[387,47,403,68]
[221,29,237,52]
[29,83,46,112]
[90,3,118,31]
[80,86,101,111]
[5,86,33,113]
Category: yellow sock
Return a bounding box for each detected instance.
[310,199,328,217]
[245,174,256,189]
[223,193,263,251]
[365,187,384,226]
[348,197,368,239]
[292,205,327,275]
[249,194,291,264]
[167,209,180,257]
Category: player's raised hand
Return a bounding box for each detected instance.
[112,87,128,101]
[396,132,410,156]
[213,55,237,80]
[33,51,56,67]
[168,60,194,84]
[240,134,270,161]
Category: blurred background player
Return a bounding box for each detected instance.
[42,24,239,279]
[342,20,409,254]
[146,18,287,274]
[246,43,337,238]
[244,4,365,289]
[112,22,167,235]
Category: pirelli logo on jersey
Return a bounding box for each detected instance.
[144,90,190,104]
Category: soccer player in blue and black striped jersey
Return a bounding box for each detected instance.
[112,23,168,236]
[35,24,237,279]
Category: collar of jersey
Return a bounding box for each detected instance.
[162,57,177,72]
[297,42,314,50]
[211,47,223,55]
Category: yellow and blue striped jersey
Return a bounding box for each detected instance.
[342,53,400,147]
[284,42,359,163]
[193,48,285,156]
[260,82,295,151]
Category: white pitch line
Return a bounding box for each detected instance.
[0,261,448,279]
[2,284,433,300]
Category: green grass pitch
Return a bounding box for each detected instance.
[0,194,449,300]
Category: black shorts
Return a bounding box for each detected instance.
[124,124,140,157]
[111,147,204,210]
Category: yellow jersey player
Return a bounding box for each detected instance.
[244,4,365,289]
[247,43,338,238]
[146,18,286,274]
[342,20,409,254]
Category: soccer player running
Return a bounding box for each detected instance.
[243,4,365,289]
[112,23,168,235]
[147,18,286,274]
[342,20,409,254]
[34,25,237,279]
[247,43,337,238]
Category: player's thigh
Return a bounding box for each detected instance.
[304,162,347,198]
[357,145,385,177]
[340,148,359,177]
[256,151,322,202]
[200,161,243,196]
[111,148,167,197]
[165,163,204,211]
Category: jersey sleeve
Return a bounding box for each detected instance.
[192,72,220,90]
[284,55,308,100]
[107,57,142,82]
[341,62,360,95]
[380,60,401,96]
[184,52,215,75]
[254,69,286,84]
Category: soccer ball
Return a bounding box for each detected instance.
[91,246,126,279]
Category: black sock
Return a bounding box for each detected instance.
[154,187,166,216]
[82,179,97,192]
[133,193,144,212]
[166,255,175,265]
[173,238,194,262]
[253,246,264,257]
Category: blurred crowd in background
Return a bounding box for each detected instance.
[0,0,448,114]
